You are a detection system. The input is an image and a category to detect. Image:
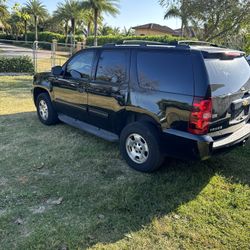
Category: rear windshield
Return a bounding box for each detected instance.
[137,50,194,95]
[205,57,250,96]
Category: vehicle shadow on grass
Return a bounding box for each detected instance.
[82,147,249,248]
[0,112,249,249]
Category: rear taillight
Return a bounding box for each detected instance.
[188,97,212,135]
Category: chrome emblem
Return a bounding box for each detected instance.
[242,99,249,107]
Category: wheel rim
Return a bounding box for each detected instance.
[39,100,48,121]
[126,133,149,164]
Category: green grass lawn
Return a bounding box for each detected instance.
[0,76,249,250]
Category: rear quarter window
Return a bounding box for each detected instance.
[136,50,194,95]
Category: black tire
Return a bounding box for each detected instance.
[36,93,58,125]
[119,122,163,172]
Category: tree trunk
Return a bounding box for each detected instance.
[94,9,98,46]
[87,22,91,37]
[65,21,68,44]
[24,20,27,43]
[71,18,75,47]
[181,20,184,37]
[64,21,68,36]
[34,15,38,41]
[71,18,75,37]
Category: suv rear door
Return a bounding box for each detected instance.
[87,49,129,132]
[204,53,250,137]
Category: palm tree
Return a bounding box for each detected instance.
[8,13,24,40]
[54,0,84,41]
[81,0,120,46]
[160,0,191,37]
[25,0,48,41]
[0,0,9,29]
[82,9,101,37]
[164,6,186,37]
[14,7,31,43]
[99,24,120,35]
[122,26,135,36]
[53,6,69,39]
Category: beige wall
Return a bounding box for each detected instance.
[134,28,172,36]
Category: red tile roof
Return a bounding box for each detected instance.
[132,23,177,35]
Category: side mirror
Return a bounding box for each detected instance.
[51,66,63,76]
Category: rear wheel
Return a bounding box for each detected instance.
[120,122,163,172]
[36,93,58,125]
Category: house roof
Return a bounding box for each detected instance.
[132,23,177,35]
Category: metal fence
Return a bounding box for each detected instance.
[0,39,86,73]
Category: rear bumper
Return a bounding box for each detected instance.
[162,122,250,160]
[212,123,250,149]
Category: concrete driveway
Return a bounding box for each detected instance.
[0,42,69,58]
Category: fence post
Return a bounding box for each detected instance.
[32,41,38,73]
[82,38,86,49]
[51,39,57,68]
[76,42,82,51]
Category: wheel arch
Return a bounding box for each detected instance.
[116,110,162,135]
[33,87,51,105]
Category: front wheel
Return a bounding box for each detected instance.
[36,93,58,125]
[119,122,163,172]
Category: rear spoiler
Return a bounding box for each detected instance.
[202,50,245,60]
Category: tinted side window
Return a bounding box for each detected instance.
[95,50,127,84]
[66,51,94,79]
[137,51,194,95]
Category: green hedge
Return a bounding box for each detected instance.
[85,35,181,46]
[0,32,181,45]
[0,56,34,73]
[26,32,65,43]
[243,34,250,55]
[0,32,83,43]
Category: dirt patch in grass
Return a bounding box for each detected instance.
[0,76,249,250]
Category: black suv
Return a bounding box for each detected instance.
[32,40,250,172]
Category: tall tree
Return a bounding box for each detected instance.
[99,24,120,35]
[0,0,9,28]
[20,8,31,43]
[192,0,250,41]
[13,5,31,43]
[54,0,84,41]
[53,9,69,39]
[159,0,193,37]
[122,26,135,36]
[82,9,103,37]
[25,0,48,41]
[8,13,24,40]
[81,0,120,46]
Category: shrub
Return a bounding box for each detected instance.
[243,34,250,55]
[26,32,66,43]
[85,35,182,46]
[0,32,182,46]
[0,33,16,40]
[0,56,34,73]
[0,32,84,44]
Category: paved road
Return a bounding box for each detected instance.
[0,42,69,58]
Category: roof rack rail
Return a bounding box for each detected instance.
[122,40,171,46]
[178,40,219,47]
[102,40,190,49]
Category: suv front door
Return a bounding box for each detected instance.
[87,49,129,132]
[53,50,95,121]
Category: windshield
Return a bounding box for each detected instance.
[205,57,250,96]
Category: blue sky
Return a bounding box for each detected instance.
[6,0,181,29]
